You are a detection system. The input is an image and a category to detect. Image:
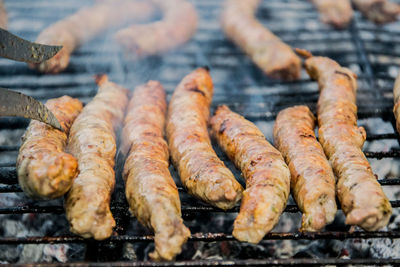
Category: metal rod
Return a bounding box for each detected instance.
[1,200,399,215]
[9,258,400,267]
[0,145,19,152]
[0,231,399,245]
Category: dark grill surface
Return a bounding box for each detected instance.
[1,0,400,265]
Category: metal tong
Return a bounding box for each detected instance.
[0,28,64,130]
[0,28,62,63]
[0,88,63,131]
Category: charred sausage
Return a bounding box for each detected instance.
[65,75,129,240]
[114,0,197,59]
[166,68,243,210]
[304,54,392,231]
[311,0,353,28]
[221,0,301,81]
[17,96,83,199]
[122,81,190,261]
[210,105,290,243]
[29,0,157,73]
[273,105,337,232]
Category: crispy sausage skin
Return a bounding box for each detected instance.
[29,1,156,74]
[210,105,290,243]
[304,55,392,231]
[221,0,301,81]
[0,0,7,29]
[273,105,337,232]
[17,96,83,199]
[353,0,400,24]
[122,81,190,261]
[311,0,353,28]
[166,68,243,210]
[114,0,197,59]
[393,72,400,134]
[65,75,129,240]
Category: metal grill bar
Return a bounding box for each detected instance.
[0,231,399,244]
[1,200,400,215]
[0,133,397,153]
[0,105,393,121]
[349,20,376,89]
[0,169,400,185]
[0,105,394,126]
[0,146,19,152]
[8,258,400,267]
[2,176,400,192]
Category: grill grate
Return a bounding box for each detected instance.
[1,0,400,265]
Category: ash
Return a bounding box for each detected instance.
[0,194,85,263]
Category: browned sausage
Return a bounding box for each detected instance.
[273,105,337,232]
[122,81,190,261]
[311,0,353,28]
[221,0,301,81]
[353,0,400,24]
[29,1,157,73]
[210,105,290,243]
[114,0,197,59]
[65,75,129,240]
[17,96,83,199]
[304,54,392,231]
[166,68,243,210]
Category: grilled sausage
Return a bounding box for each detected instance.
[122,81,190,261]
[311,0,353,28]
[65,75,129,240]
[304,55,392,231]
[273,105,337,232]
[353,0,400,24]
[17,96,83,199]
[393,72,400,134]
[29,0,157,74]
[166,68,243,210]
[0,0,7,29]
[221,0,301,81]
[210,105,290,243]
[114,0,197,59]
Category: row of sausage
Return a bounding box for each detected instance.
[1,0,398,78]
[17,53,393,261]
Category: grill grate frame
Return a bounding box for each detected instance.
[1,0,400,265]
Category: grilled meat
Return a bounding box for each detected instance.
[304,54,392,231]
[0,0,7,29]
[273,105,337,232]
[17,96,83,199]
[29,0,156,73]
[353,0,400,24]
[210,105,290,243]
[221,0,301,81]
[311,0,353,28]
[65,75,129,240]
[122,81,190,261]
[114,0,197,59]
[166,68,243,210]
[394,72,400,134]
